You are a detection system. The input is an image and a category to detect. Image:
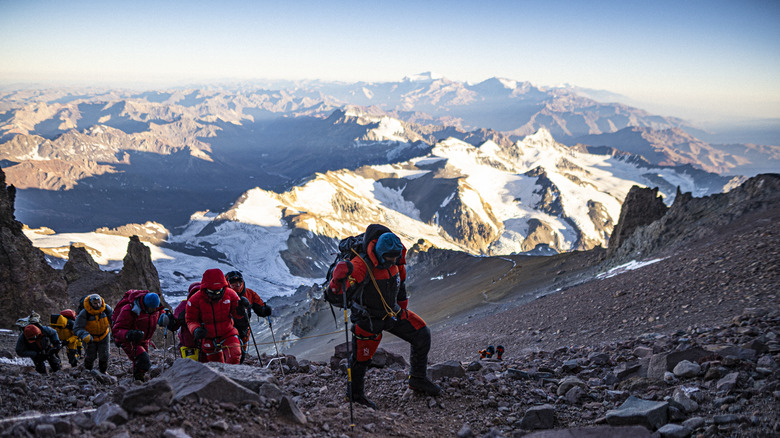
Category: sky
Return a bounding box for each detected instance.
[1,0,779,122]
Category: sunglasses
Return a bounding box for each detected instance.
[205,287,225,295]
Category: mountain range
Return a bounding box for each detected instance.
[1,75,778,298]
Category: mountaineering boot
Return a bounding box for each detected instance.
[350,392,378,410]
[133,370,146,381]
[346,360,377,409]
[408,375,441,396]
[84,360,94,371]
[98,360,108,374]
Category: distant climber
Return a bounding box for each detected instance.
[49,309,82,367]
[113,290,175,381]
[16,323,61,374]
[328,224,441,409]
[186,269,246,364]
[226,270,272,363]
[479,345,496,359]
[74,294,113,374]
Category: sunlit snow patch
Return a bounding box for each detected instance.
[597,258,667,280]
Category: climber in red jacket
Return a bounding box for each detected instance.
[185,268,248,364]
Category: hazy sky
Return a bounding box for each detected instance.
[1,0,779,122]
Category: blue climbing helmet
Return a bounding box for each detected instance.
[143,293,160,310]
[375,232,402,261]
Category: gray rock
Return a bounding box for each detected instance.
[716,372,739,392]
[428,360,466,380]
[657,423,690,438]
[648,348,708,380]
[523,425,651,437]
[606,395,668,430]
[278,395,307,424]
[633,346,653,358]
[163,428,192,438]
[672,360,701,378]
[713,414,742,424]
[33,424,56,438]
[565,386,587,404]
[210,420,229,431]
[520,404,555,430]
[258,382,285,402]
[92,403,128,426]
[588,352,610,365]
[557,376,586,396]
[682,417,705,430]
[466,361,482,372]
[757,355,778,370]
[506,368,530,379]
[457,423,474,438]
[120,378,174,414]
[615,362,642,381]
[671,388,699,413]
[161,358,261,403]
[204,362,277,392]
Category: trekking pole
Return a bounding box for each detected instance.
[161,326,168,371]
[266,316,284,377]
[341,261,355,429]
[246,309,262,366]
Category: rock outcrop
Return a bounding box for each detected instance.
[0,167,68,327]
[65,236,163,309]
[607,173,780,265]
[606,186,668,258]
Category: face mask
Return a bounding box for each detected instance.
[204,287,225,299]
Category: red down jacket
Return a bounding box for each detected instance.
[113,290,164,347]
[186,270,241,341]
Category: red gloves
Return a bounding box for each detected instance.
[329,261,353,295]
[332,261,351,280]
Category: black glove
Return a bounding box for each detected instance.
[52,340,62,351]
[125,330,144,342]
[193,327,206,342]
[255,304,272,317]
[238,296,250,311]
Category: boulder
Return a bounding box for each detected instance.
[672,360,701,378]
[648,348,708,380]
[120,378,174,414]
[161,358,260,403]
[278,395,307,424]
[428,360,466,380]
[205,362,277,392]
[606,395,668,430]
[92,402,128,426]
[520,404,555,430]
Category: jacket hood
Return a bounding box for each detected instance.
[201,269,228,290]
[83,294,106,315]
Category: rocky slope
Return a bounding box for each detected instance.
[0,169,778,437]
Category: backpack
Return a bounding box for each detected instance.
[322,224,394,308]
[110,290,150,328]
[322,233,370,308]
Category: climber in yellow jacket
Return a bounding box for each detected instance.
[74,294,113,373]
[49,309,82,367]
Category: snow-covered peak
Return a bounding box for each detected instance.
[521,128,557,147]
[403,72,443,82]
[497,78,518,90]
